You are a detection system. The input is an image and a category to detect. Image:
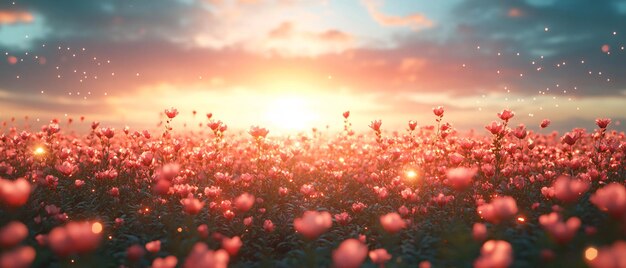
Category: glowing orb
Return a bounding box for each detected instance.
[91,222,103,234]
[585,247,598,261]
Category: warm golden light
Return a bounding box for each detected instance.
[517,217,525,223]
[34,147,45,155]
[91,222,103,234]
[585,247,598,261]
[265,96,318,132]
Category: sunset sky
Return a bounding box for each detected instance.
[1,0,626,134]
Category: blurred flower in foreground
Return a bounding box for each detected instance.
[474,240,513,268]
[332,238,368,268]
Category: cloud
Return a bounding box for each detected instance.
[0,10,33,24]
[268,21,294,39]
[362,0,433,30]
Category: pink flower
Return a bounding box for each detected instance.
[334,212,352,226]
[474,240,513,268]
[513,124,527,139]
[369,248,392,266]
[473,223,487,242]
[243,217,253,226]
[300,184,315,196]
[127,244,145,261]
[249,126,269,138]
[352,202,367,213]
[221,236,242,256]
[485,121,504,135]
[197,225,209,239]
[0,221,28,248]
[369,120,382,131]
[552,176,589,203]
[164,108,179,119]
[596,118,611,129]
[183,243,229,268]
[293,211,333,239]
[590,183,626,218]
[380,212,406,234]
[181,195,204,215]
[48,221,102,256]
[445,167,477,190]
[0,246,35,268]
[0,177,31,208]
[152,256,178,268]
[278,187,289,197]
[540,119,550,128]
[561,132,579,146]
[263,220,275,232]
[146,240,161,253]
[497,109,515,121]
[433,106,444,117]
[332,239,368,268]
[539,212,580,244]
[234,193,255,212]
[586,241,626,268]
[477,196,518,224]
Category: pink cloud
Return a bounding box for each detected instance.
[0,10,33,24]
[362,0,433,30]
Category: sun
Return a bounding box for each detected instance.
[265,96,319,132]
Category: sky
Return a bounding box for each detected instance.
[1,0,626,134]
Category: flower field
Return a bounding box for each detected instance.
[0,108,625,268]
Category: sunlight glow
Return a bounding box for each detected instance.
[34,147,45,155]
[265,96,319,132]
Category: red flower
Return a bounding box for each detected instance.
[152,256,178,268]
[590,183,626,218]
[145,240,161,253]
[596,118,611,129]
[540,119,551,128]
[263,220,275,233]
[294,211,332,239]
[474,240,513,268]
[380,212,406,234]
[561,132,579,145]
[552,176,589,203]
[332,239,368,268]
[342,111,350,119]
[0,246,35,268]
[234,193,255,212]
[369,248,392,266]
[0,178,31,208]
[445,167,477,190]
[473,223,487,242]
[369,120,382,131]
[164,108,179,119]
[433,106,444,117]
[0,221,28,248]
[334,212,352,226]
[477,196,518,224]
[221,236,242,256]
[184,243,229,268]
[248,126,269,138]
[539,212,580,244]
[181,195,204,215]
[47,221,102,256]
[497,109,515,121]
